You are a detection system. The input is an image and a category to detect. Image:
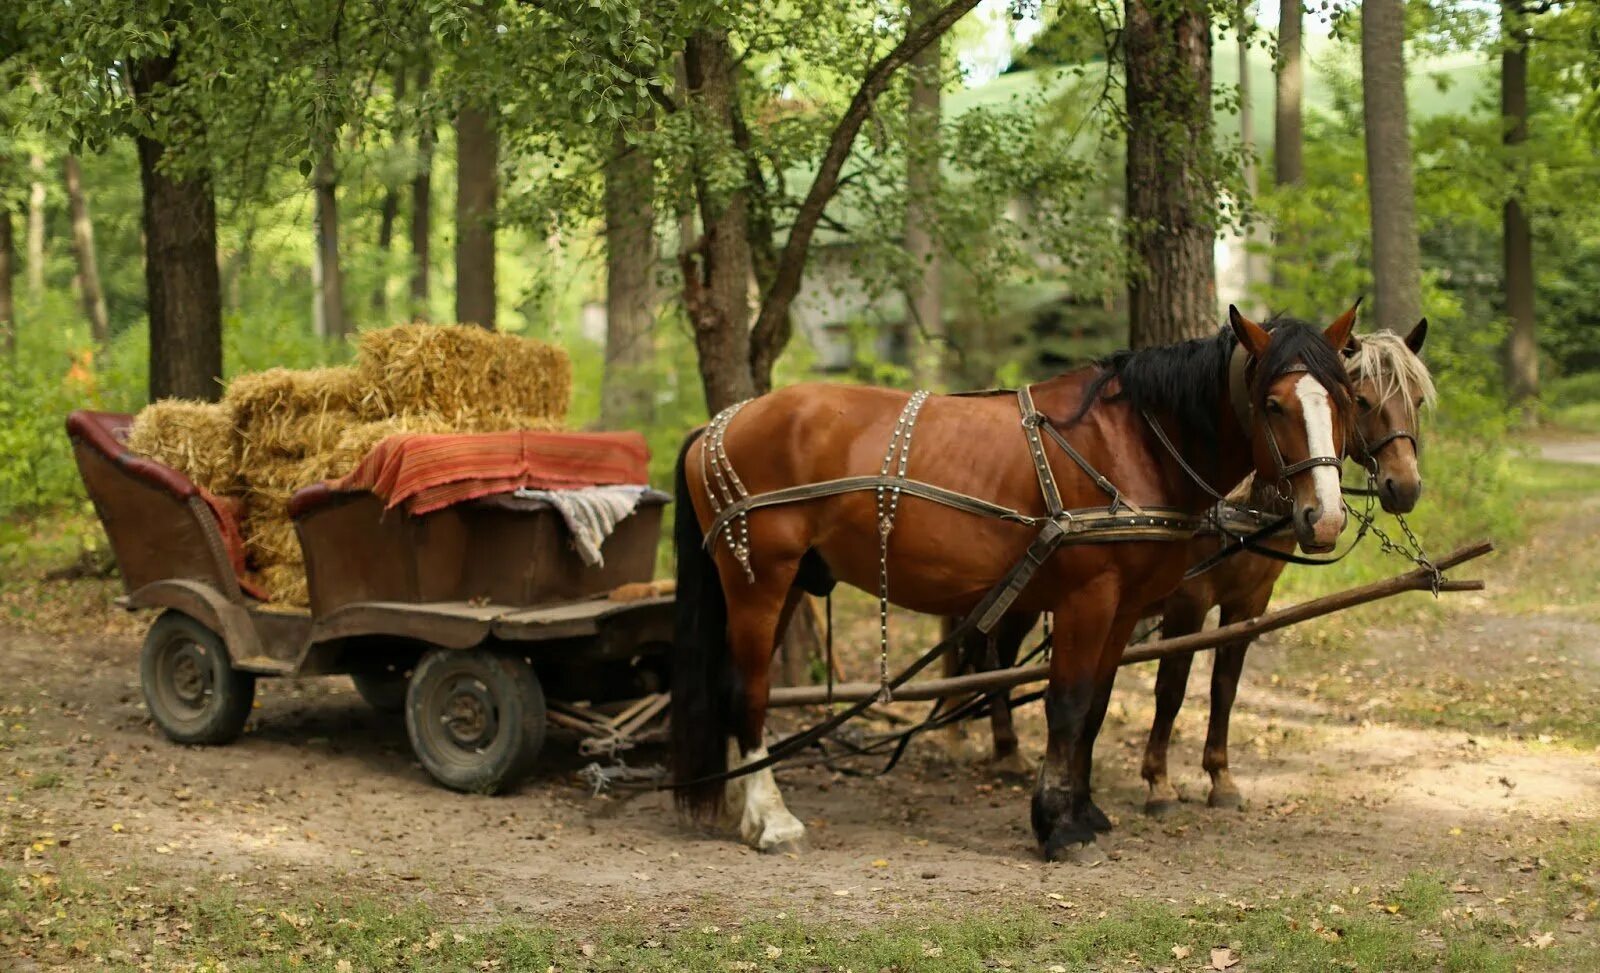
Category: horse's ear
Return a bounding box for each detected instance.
[1228,305,1271,359]
[1342,332,1363,358]
[1405,318,1428,353]
[1324,298,1361,351]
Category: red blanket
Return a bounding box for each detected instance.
[331,430,651,515]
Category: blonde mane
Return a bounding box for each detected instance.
[1346,330,1435,411]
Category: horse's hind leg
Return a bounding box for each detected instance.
[1204,594,1268,810]
[988,613,1035,777]
[722,556,808,853]
[1140,597,1208,816]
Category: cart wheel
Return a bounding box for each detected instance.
[405,648,546,795]
[140,611,256,745]
[351,670,409,714]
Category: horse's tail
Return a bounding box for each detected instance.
[670,428,735,817]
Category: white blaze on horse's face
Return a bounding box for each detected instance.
[1293,374,1346,549]
[724,740,807,852]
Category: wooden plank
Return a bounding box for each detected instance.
[768,540,1492,707]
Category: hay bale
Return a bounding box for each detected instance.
[224,367,367,462]
[355,324,572,423]
[244,516,300,568]
[126,400,238,494]
[258,564,309,607]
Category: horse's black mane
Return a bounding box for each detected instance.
[1068,317,1353,449]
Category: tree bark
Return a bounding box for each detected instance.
[1502,0,1537,410]
[0,205,14,354]
[63,155,111,344]
[27,152,46,300]
[601,125,656,428]
[411,63,434,320]
[682,30,758,413]
[1237,17,1270,316]
[1124,0,1217,348]
[906,0,944,385]
[1361,0,1423,334]
[313,114,346,340]
[1274,0,1303,188]
[454,103,497,330]
[373,68,406,319]
[129,52,224,403]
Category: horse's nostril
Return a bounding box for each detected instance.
[1384,477,1397,496]
[1301,506,1319,528]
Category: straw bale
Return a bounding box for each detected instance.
[355,323,572,422]
[258,564,309,607]
[243,515,301,568]
[126,400,239,494]
[224,367,366,461]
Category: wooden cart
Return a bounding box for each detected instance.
[68,410,674,794]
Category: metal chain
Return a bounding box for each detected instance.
[702,401,755,582]
[1345,470,1443,594]
[875,390,930,702]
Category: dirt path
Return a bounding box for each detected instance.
[1537,433,1600,466]
[5,605,1597,929]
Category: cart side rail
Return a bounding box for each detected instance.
[67,410,243,601]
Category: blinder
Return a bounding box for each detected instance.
[1227,344,1344,495]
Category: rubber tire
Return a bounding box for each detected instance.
[405,648,546,795]
[351,669,409,714]
[140,611,256,745]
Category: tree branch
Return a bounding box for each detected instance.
[516,0,679,114]
[747,0,980,370]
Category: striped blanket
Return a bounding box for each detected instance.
[332,429,651,516]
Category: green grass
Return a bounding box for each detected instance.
[2,861,1593,972]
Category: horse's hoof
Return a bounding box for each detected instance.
[1045,839,1105,865]
[761,837,805,856]
[1083,800,1114,833]
[990,749,1035,779]
[1207,789,1244,811]
[1144,797,1179,818]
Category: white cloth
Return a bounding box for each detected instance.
[512,485,651,567]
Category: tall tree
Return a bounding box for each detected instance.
[905,0,944,385]
[129,50,224,402]
[1502,0,1537,409]
[62,155,110,343]
[1274,0,1303,189]
[374,69,405,319]
[1236,10,1269,315]
[0,202,14,354]
[312,145,346,339]
[454,101,497,330]
[410,63,434,320]
[601,126,656,428]
[26,150,45,300]
[1124,0,1217,347]
[1361,0,1423,334]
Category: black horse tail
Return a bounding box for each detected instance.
[670,428,736,817]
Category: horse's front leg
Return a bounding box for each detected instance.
[1140,596,1209,816]
[987,613,1035,777]
[723,562,808,853]
[1033,575,1128,861]
[1203,593,1269,810]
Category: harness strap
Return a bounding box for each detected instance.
[1016,387,1064,516]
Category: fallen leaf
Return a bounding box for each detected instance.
[1531,932,1555,950]
[871,858,889,868]
[579,943,595,958]
[1210,946,1240,969]
[1172,944,1193,960]
[765,945,783,959]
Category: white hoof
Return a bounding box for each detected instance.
[747,807,806,853]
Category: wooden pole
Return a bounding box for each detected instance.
[767,541,1492,707]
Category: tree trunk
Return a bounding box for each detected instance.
[1124,0,1217,348]
[129,52,224,403]
[1361,0,1423,334]
[682,30,758,413]
[313,133,346,340]
[0,205,14,354]
[411,64,434,320]
[27,152,46,300]
[1502,0,1537,410]
[601,125,657,428]
[1236,19,1270,316]
[906,0,944,385]
[1274,0,1303,188]
[373,68,406,319]
[63,156,111,344]
[454,103,497,330]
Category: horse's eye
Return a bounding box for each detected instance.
[1265,399,1285,416]
[1356,395,1373,411]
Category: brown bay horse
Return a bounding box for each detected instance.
[671,307,1357,861]
[946,322,1433,816]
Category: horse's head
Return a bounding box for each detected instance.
[1228,303,1358,554]
[1345,320,1432,513]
